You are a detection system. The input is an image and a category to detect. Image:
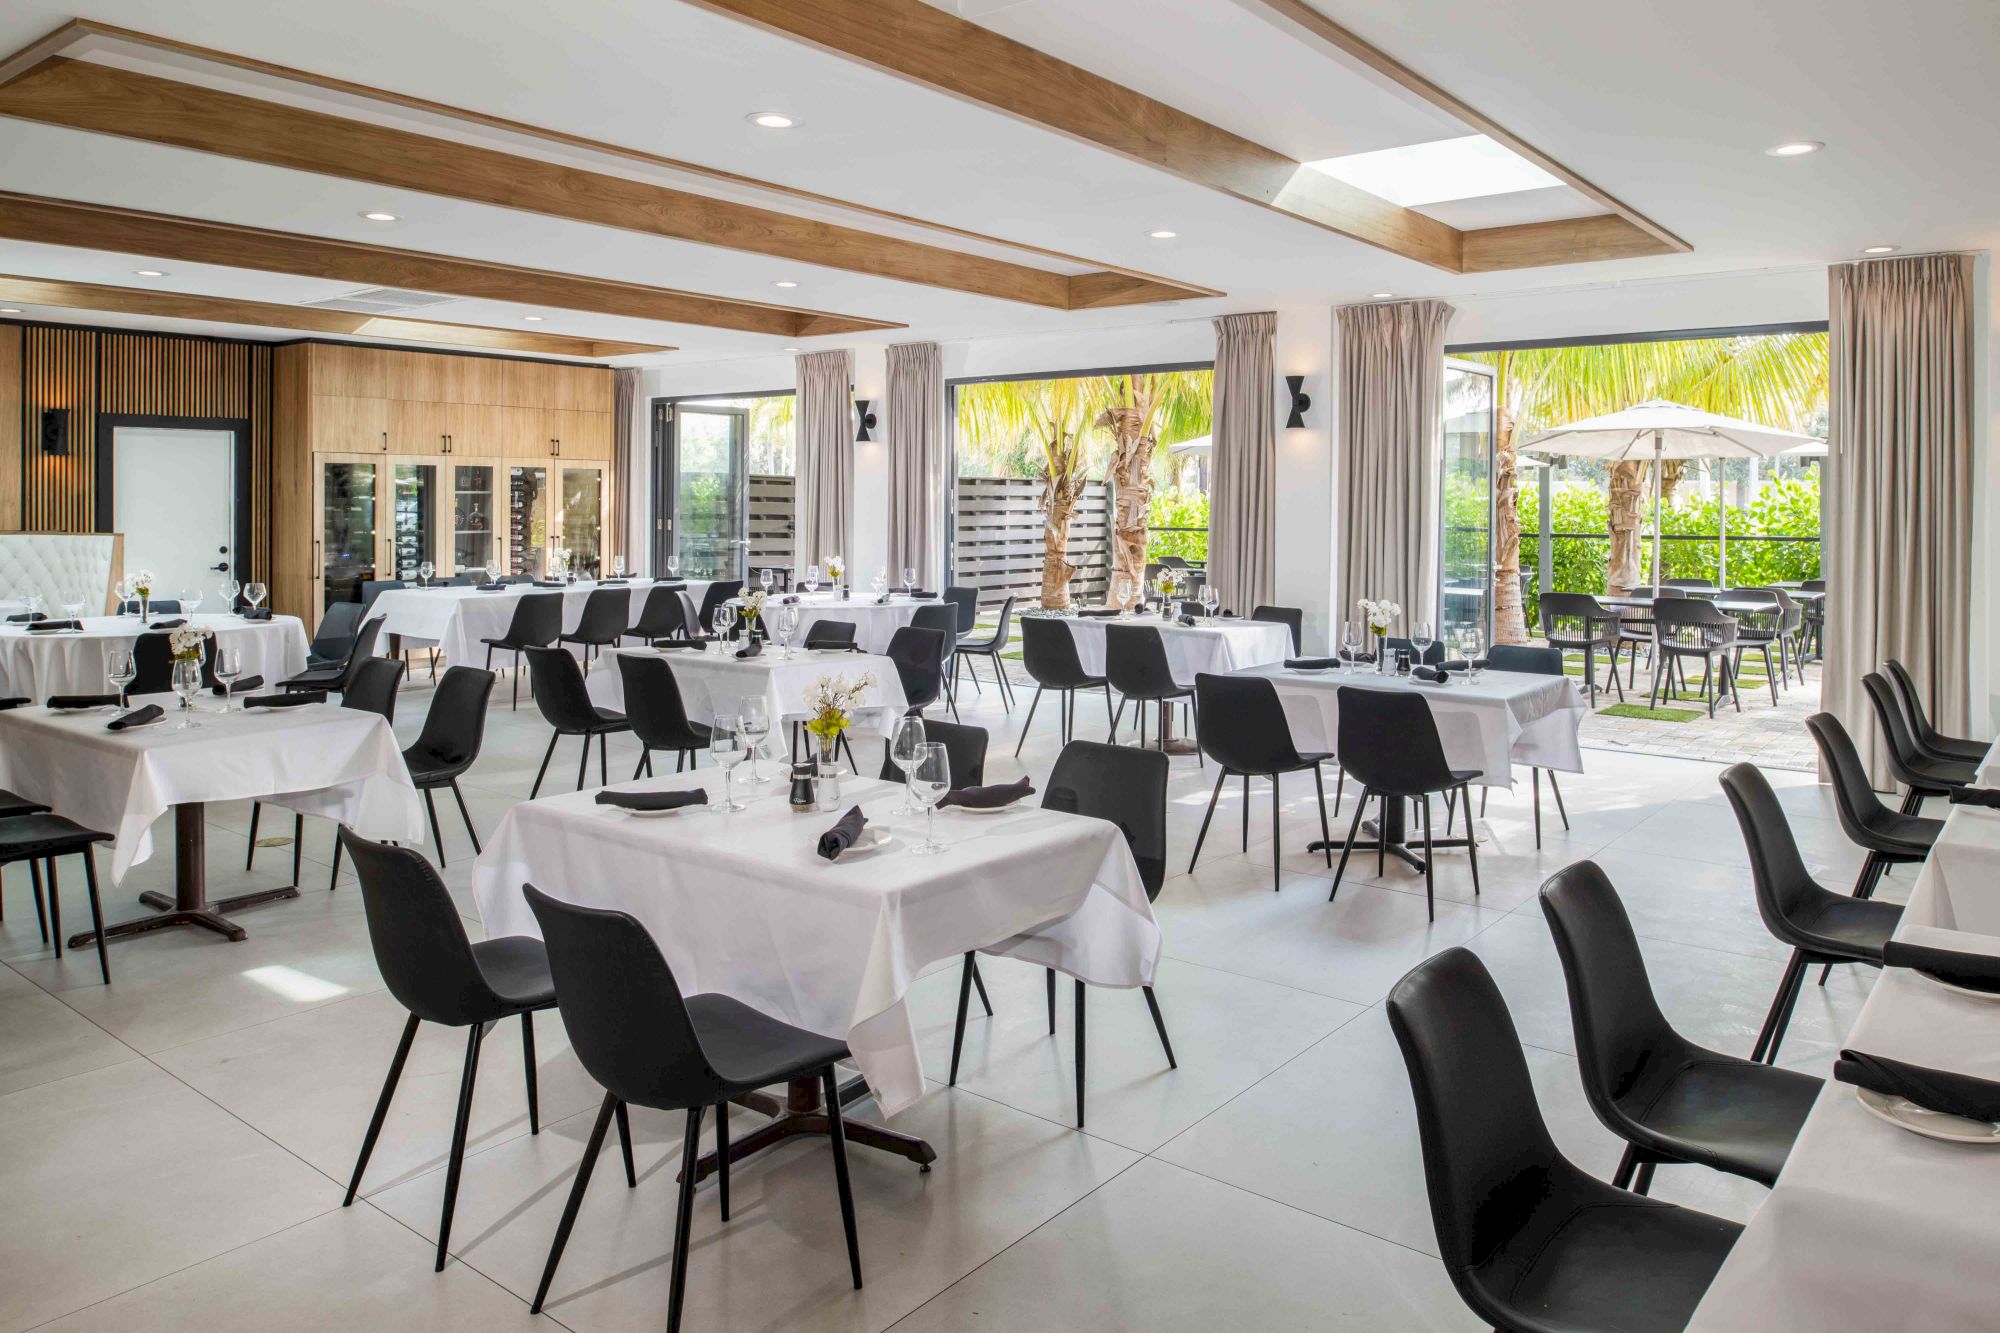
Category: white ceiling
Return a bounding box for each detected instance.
[0,0,1991,366]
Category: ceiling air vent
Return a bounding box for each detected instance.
[301,287,459,315]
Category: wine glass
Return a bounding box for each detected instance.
[1340,620,1362,673]
[221,578,241,615]
[871,569,887,599]
[419,560,435,587]
[113,578,133,616]
[759,567,775,594]
[739,697,772,784]
[775,603,801,659]
[802,564,821,596]
[890,716,927,813]
[213,644,243,710]
[61,598,85,628]
[1113,575,1132,613]
[1200,584,1219,616]
[245,582,267,612]
[908,741,951,856]
[666,556,681,580]
[106,647,136,713]
[182,588,204,618]
[712,603,738,653]
[708,717,746,812]
[903,567,917,597]
[612,555,626,578]
[172,657,204,729]
[1410,620,1434,666]
[24,593,44,621]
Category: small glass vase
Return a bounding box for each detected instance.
[816,728,844,777]
[138,595,150,621]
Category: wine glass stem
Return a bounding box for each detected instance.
[926,805,936,849]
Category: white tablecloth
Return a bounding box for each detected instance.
[1063,615,1293,688]
[366,579,709,667]
[0,614,309,700]
[587,646,910,740]
[0,694,425,881]
[1238,664,1587,785]
[473,772,1157,1116]
[762,593,925,654]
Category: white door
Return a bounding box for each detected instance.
[112,426,235,602]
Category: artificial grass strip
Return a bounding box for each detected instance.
[1599,703,1703,723]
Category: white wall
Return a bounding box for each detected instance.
[1446,265,1829,347]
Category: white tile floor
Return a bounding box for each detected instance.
[0,665,1894,1332]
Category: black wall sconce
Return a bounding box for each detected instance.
[1284,376,1311,429]
[854,398,878,442]
[40,407,69,456]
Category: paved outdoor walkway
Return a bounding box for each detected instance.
[1573,656,1821,772]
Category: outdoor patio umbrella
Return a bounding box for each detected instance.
[1519,399,1818,594]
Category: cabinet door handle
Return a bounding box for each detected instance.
[381,430,388,452]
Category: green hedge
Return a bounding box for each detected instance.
[1145,489,1210,563]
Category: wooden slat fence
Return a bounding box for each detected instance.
[953,475,1109,609]
[748,473,793,568]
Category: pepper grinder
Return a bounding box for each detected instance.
[788,759,818,811]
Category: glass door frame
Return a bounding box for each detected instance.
[553,460,612,579]
[314,452,385,614]
[652,393,776,583]
[1439,357,1499,656]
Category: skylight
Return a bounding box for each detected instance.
[1308,134,1562,208]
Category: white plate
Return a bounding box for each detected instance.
[1854,1086,2000,1143]
[836,827,895,857]
[608,799,699,818]
[108,715,167,731]
[948,800,1029,815]
[1918,971,2000,1002]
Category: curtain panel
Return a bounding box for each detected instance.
[794,349,855,572]
[611,367,638,570]
[1335,299,1455,634]
[1824,253,1975,785]
[1209,311,1278,615]
[885,342,948,589]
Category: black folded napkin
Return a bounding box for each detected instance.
[0,697,26,710]
[1884,939,2000,994]
[148,618,187,630]
[908,590,939,599]
[534,580,566,588]
[1220,610,1238,618]
[47,694,118,709]
[5,611,45,623]
[212,675,264,696]
[476,583,507,592]
[107,704,164,731]
[27,619,80,633]
[1412,665,1449,684]
[733,638,764,659]
[1834,1048,2000,1124]
[817,805,868,861]
[1438,658,1470,673]
[875,595,891,605]
[598,578,630,585]
[245,691,325,708]
[1286,657,1340,670]
[239,607,273,621]
[780,594,801,604]
[595,788,704,812]
[1075,607,1120,618]
[1949,788,2000,810]
[1176,614,1197,627]
[1469,657,1492,671]
[938,777,1035,810]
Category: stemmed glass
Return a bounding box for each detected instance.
[419,561,435,588]
[708,717,746,812]
[713,603,738,653]
[114,578,133,616]
[213,644,243,710]
[1340,620,1362,673]
[62,598,85,628]
[1200,584,1219,616]
[903,567,917,598]
[871,569,887,599]
[244,582,267,614]
[666,556,680,580]
[908,741,951,856]
[106,648,136,713]
[24,593,44,621]
[613,555,626,578]
[172,656,204,729]
[1410,621,1434,667]
[802,564,821,596]
[889,715,927,813]
[775,603,801,659]
[221,578,241,615]
[759,567,775,594]
[739,697,772,784]
[183,588,204,618]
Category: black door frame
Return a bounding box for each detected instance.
[93,413,255,588]
[651,391,788,581]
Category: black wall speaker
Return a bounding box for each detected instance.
[39,408,69,456]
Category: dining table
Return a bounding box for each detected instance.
[0,692,425,944]
[473,769,1156,1179]
[1688,742,2000,1330]
[0,612,309,699]
[587,644,909,743]
[365,578,708,668]
[1062,612,1294,753]
[743,591,928,654]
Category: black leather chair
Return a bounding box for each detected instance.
[1719,762,1902,1064]
[1471,644,1569,848]
[117,598,182,615]
[619,654,711,778]
[803,619,857,652]
[1329,687,1480,919]
[481,593,564,709]
[626,585,690,645]
[1650,599,1740,717]
[358,579,405,614]
[953,595,1016,710]
[944,585,980,639]
[0,813,111,984]
[558,587,628,666]
[403,666,495,866]
[888,623,959,722]
[523,646,631,797]
[1386,947,1742,1333]
[1189,673,1333,892]
[0,788,51,945]
[1383,636,1446,667]
[249,657,403,890]
[523,885,861,1329]
[1863,670,1977,813]
[694,580,737,636]
[130,630,177,695]
[947,741,1175,1129]
[1806,710,1941,900]
[339,831,567,1273]
[876,716,987,788]
[1540,861,1820,1192]
[1105,623,1195,756]
[1014,616,1112,757]
[1883,658,1987,763]
[301,602,366,672]
[282,617,385,695]
[1249,604,1302,654]
[1540,591,1623,706]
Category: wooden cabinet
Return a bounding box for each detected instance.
[309,344,387,398]
[503,360,554,408]
[310,394,389,453]
[389,399,445,455]
[552,408,613,460]
[441,402,505,455]
[387,351,445,404]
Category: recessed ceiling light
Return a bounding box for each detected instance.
[523,315,544,321]
[133,269,167,277]
[1764,140,1823,157]
[747,112,796,129]
[1149,229,1177,239]
[781,346,801,353]
[773,280,798,289]
[1370,291,1395,299]
[1861,244,1899,255]
[0,308,18,314]
[360,210,399,223]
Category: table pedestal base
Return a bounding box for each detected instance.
[689,1074,936,1184]
[1308,803,1475,874]
[69,802,299,948]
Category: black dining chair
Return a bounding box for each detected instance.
[944,585,980,639]
[129,630,177,695]
[626,585,689,646]
[1249,604,1302,654]
[1611,587,1684,689]
[889,622,959,722]
[1540,861,1821,1193]
[1719,762,1902,1065]
[619,654,711,778]
[1883,658,1987,763]
[523,885,862,1329]
[339,831,571,1273]
[249,656,404,890]
[1862,671,1977,813]
[803,619,857,652]
[1189,673,1334,892]
[695,581,737,635]
[301,602,366,673]
[1105,623,1196,756]
[946,741,1175,1129]
[1469,643,1569,848]
[1387,947,1743,1333]
[282,616,385,695]
[876,716,988,788]
[117,598,182,615]
[558,587,629,666]
[1329,686,1480,920]
[1805,710,1941,902]
[359,579,405,614]
[0,788,51,945]
[1650,598,1740,717]
[1758,586,1808,687]
[523,646,631,797]
[1799,578,1826,658]
[482,593,564,709]
[1014,616,1113,757]
[952,595,1016,709]
[402,666,496,866]
[670,590,713,647]
[1540,591,1623,706]
[0,813,112,984]
[1721,588,1784,704]
[1660,579,1717,592]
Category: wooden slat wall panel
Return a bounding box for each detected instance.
[953,475,1108,608]
[0,324,18,530]
[22,323,94,532]
[248,343,272,584]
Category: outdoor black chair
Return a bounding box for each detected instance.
[1649,599,1740,717]
[1660,579,1718,592]
[1759,586,1808,686]
[1014,616,1113,757]
[1611,587,1684,688]
[1190,673,1334,892]
[1720,762,1902,1065]
[619,654,711,778]
[482,593,564,708]
[1329,686,1481,920]
[1540,861,1820,1192]
[1466,644,1570,847]
[695,580,737,635]
[1721,588,1784,704]
[953,595,1016,709]
[1250,604,1303,653]
[339,831,567,1273]
[1883,658,1987,763]
[1540,591,1624,706]
[947,741,1174,1129]
[1799,579,1826,658]
[557,587,628,666]
[523,885,861,1329]
[1387,947,1742,1333]
[886,625,958,721]
[626,585,689,645]
[803,619,857,651]
[1105,623,1196,756]
[1863,671,1977,813]
[302,602,366,671]
[523,646,631,797]
[402,666,495,867]
[0,814,111,985]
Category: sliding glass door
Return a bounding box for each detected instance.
[1440,359,1497,657]
[664,403,749,580]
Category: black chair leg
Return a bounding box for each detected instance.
[1611,1143,1640,1190]
[423,788,446,867]
[666,1104,705,1333]
[1532,769,1543,848]
[328,834,343,893]
[292,813,304,887]
[28,858,47,944]
[45,858,60,959]
[531,1092,615,1314]
[1073,979,1087,1129]
[821,1066,864,1290]
[1312,763,1332,868]
[450,780,481,854]
[715,1100,731,1222]
[1333,766,1344,817]
[345,1012,420,1206]
[1188,768,1227,872]
[1419,794,1436,922]
[969,957,993,1016]
[521,1012,540,1134]
[1462,785,1481,897]
[1046,966,1056,1034]
[1632,1161,1657,1195]
[531,733,559,799]
[1108,697,1125,743]
[1142,985,1176,1068]
[948,952,975,1085]
[599,731,609,787]
[1751,950,1809,1065]
[1330,789,1369,901]
[246,801,261,870]
[80,846,109,984]
[1268,771,1281,892]
[1241,774,1250,851]
[575,733,591,792]
[435,1020,487,1271]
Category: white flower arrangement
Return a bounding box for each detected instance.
[737,585,768,625]
[823,553,846,582]
[804,670,876,739]
[168,624,213,662]
[1155,568,1186,598]
[130,569,156,598]
[1358,598,1400,638]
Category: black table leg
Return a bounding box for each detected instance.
[72,802,299,948]
[1308,794,1475,873]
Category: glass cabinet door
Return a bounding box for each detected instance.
[391,462,438,580]
[558,465,605,579]
[450,463,496,578]
[321,459,380,611]
[508,465,550,578]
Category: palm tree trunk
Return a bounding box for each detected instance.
[1493,415,1526,643]
[1104,406,1154,609]
[1040,467,1082,609]
[1606,460,1647,594]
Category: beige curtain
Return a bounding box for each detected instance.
[885,341,947,588]
[794,349,854,572]
[1209,312,1278,614]
[1335,299,1455,633]
[611,367,638,570]
[1824,253,1975,785]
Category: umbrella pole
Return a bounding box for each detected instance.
[1651,434,1664,597]
[1718,482,1728,588]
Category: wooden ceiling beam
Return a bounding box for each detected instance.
[0,191,899,338]
[0,274,671,357]
[1458,214,1683,273]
